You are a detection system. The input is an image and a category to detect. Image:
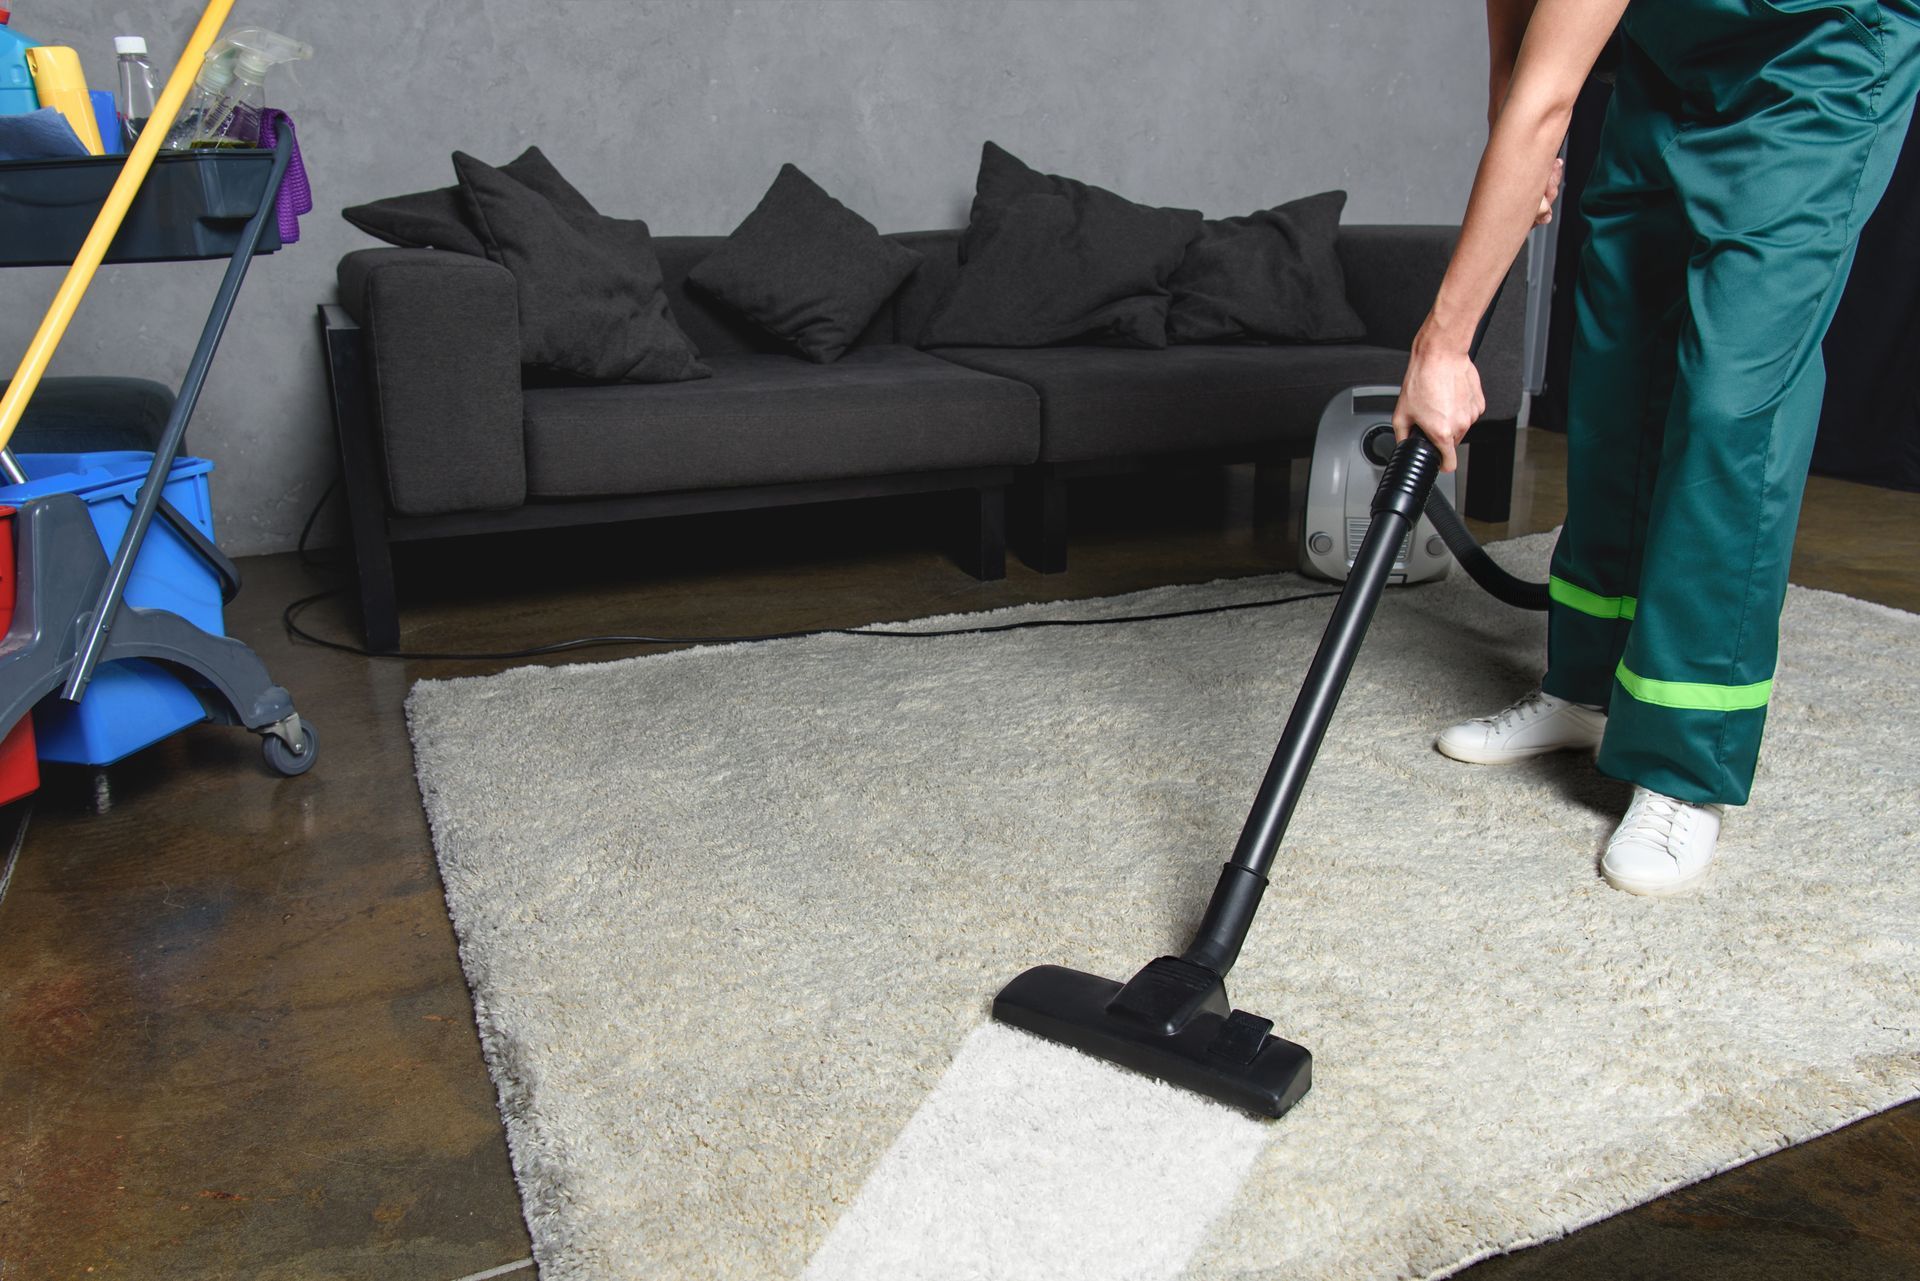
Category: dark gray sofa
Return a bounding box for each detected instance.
[321,224,1523,651]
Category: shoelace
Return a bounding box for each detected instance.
[1619,791,1685,849]
[1482,689,1552,731]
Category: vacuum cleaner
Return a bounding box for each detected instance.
[1298,384,1459,586]
[992,298,1547,1118]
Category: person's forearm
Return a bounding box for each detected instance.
[1425,0,1630,354]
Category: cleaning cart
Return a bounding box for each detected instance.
[0,1,316,778]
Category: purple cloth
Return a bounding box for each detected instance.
[257,109,312,245]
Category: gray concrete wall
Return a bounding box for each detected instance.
[5,0,1487,555]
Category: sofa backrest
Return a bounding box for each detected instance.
[651,236,791,358]
[652,229,965,359]
[887,230,963,349]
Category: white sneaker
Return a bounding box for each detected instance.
[1601,786,1725,897]
[1434,689,1606,765]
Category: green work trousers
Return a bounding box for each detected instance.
[1544,0,1920,804]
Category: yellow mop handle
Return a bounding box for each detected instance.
[0,0,237,455]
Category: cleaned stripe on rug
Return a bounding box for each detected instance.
[801,1022,1270,1281]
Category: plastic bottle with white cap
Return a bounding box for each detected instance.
[113,35,158,148]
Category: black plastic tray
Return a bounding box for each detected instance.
[0,148,281,267]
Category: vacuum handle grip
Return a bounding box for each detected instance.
[1380,429,1444,521]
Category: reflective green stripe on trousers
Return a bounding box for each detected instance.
[1541,0,1920,804]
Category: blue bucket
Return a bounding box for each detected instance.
[1,452,223,765]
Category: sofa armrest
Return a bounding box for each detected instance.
[1336,224,1526,421]
[336,248,526,516]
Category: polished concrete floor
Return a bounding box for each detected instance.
[1,429,1915,1280]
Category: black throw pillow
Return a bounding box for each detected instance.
[339,150,579,256]
[958,140,1059,264]
[342,181,486,255]
[451,150,708,385]
[346,147,628,257]
[921,143,1202,350]
[686,164,923,364]
[1166,190,1367,344]
[348,147,625,255]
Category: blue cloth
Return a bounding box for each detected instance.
[0,107,89,161]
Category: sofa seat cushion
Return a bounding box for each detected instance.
[522,345,1039,499]
[927,344,1412,464]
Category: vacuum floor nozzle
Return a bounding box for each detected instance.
[990,368,1504,1121]
[992,957,1311,1118]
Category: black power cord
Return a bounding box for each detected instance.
[285,460,1347,662]
[281,586,1346,662]
[296,476,342,569]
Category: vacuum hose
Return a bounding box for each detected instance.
[1412,274,1550,612]
[1422,486,1550,611]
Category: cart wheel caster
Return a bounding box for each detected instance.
[263,721,318,777]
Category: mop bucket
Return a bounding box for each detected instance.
[0,452,223,764]
[0,505,38,801]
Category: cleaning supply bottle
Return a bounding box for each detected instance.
[1,8,41,117]
[88,88,119,154]
[24,46,102,153]
[161,45,235,149]
[113,35,158,148]
[163,28,310,150]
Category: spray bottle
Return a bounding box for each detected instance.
[0,6,39,117]
[163,27,310,150]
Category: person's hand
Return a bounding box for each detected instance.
[1392,336,1486,474]
[1536,156,1564,225]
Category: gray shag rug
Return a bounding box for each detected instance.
[407,535,1920,1281]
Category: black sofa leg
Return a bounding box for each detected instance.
[351,531,401,655]
[1017,472,1069,574]
[956,485,1007,581]
[1252,458,1291,530]
[320,306,403,654]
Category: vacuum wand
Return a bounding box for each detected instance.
[1182,432,1443,975]
[1187,288,1506,972]
[992,429,1446,1118]
[993,284,1514,1118]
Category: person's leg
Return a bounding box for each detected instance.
[1435,44,1692,768]
[1599,19,1920,806]
[1541,42,1693,710]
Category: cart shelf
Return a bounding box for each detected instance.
[0,148,282,267]
[0,132,314,777]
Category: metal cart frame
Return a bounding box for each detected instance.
[0,137,316,775]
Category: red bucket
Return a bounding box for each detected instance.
[0,506,39,804]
